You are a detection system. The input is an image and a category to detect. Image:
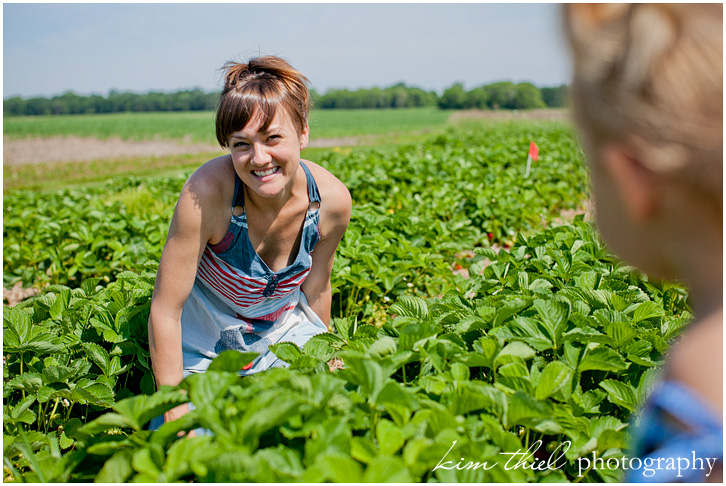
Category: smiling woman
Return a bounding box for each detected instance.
[147,56,352,435]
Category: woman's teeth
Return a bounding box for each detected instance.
[253,167,278,177]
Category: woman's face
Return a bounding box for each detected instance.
[228,107,309,201]
[587,143,670,280]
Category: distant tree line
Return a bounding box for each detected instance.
[438,82,568,110]
[3,89,219,116]
[4,83,568,116]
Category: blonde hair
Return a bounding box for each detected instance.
[563,4,722,205]
[215,56,311,148]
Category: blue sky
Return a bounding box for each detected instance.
[3,3,572,99]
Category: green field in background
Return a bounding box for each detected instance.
[3,109,569,192]
[3,108,451,143]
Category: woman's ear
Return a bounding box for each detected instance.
[601,144,661,222]
[299,122,309,151]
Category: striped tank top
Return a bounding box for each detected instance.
[180,161,327,374]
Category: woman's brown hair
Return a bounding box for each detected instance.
[215,56,311,148]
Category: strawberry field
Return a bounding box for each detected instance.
[3,120,691,482]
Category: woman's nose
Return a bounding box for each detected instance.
[250,143,272,165]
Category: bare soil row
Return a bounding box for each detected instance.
[3,109,571,165]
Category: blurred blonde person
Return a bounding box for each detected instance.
[563,4,722,482]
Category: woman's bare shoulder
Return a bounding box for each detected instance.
[170,155,235,241]
[181,155,235,206]
[302,159,351,213]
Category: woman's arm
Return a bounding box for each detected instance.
[302,170,352,327]
[148,161,229,423]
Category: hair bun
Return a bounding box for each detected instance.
[215,56,311,148]
[222,62,251,90]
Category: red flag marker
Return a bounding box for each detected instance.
[528,140,539,162]
[525,140,538,177]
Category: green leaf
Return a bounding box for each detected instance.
[661,316,691,341]
[606,322,638,348]
[76,382,115,407]
[185,371,240,410]
[78,413,137,435]
[5,400,37,425]
[41,365,76,384]
[599,379,637,411]
[165,436,214,481]
[351,437,378,465]
[396,321,441,351]
[535,361,573,400]
[207,350,259,372]
[495,341,536,366]
[289,355,322,370]
[332,318,352,341]
[10,394,37,418]
[82,342,110,375]
[48,288,71,320]
[4,307,32,344]
[590,415,627,438]
[132,446,163,479]
[308,331,347,348]
[497,360,529,378]
[375,381,419,409]
[6,371,43,393]
[510,317,553,351]
[632,301,665,324]
[455,315,490,333]
[597,429,628,452]
[474,247,498,259]
[81,277,103,296]
[505,391,556,433]
[450,362,470,382]
[304,452,363,482]
[362,455,412,482]
[494,298,531,327]
[470,336,500,369]
[367,336,397,359]
[390,295,428,320]
[58,431,74,450]
[578,346,628,372]
[447,381,507,417]
[530,278,554,294]
[302,336,335,360]
[533,299,570,346]
[376,418,404,456]
[255,446,304,481]
[111,390,190,430]
[96,450,134,483]
[268,342,302,363]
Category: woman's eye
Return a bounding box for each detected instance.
[233,141,249,148]
[268,135,281,142]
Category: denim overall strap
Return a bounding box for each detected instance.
[299,161,321,204]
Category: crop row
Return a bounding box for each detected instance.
[4,219,690,482]
[3,122,688,482]
[4,122,587,321]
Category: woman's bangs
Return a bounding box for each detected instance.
[216,87,282,147]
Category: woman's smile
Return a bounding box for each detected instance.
[252,167,280,179]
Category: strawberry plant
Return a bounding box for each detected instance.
[5,220,690,482]
[3,265,160,479]
[4,122,692,482]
